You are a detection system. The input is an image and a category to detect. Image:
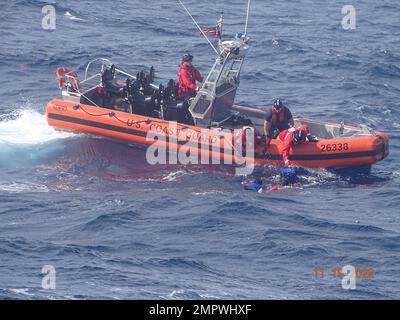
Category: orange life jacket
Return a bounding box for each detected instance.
[271,106,286,125]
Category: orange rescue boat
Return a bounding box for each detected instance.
[45,38,389,170]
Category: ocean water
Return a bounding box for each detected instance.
[0,0,399,299]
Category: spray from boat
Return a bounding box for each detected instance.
[0,109,74,145]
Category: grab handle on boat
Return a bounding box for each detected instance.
[339,120,344,136]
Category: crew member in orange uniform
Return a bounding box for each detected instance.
[279,124,317,167]
[178,54,204,100]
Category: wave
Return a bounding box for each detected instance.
[353,103,400,130]
[162,170,188,181]
[148,257,224,278]
[268,37,308,54]
[163,289,204,300]
[80,210,140,232]
[285,213,387,234]
[0,181,49,193]
[0,109,74,145]
[0,109,76,167]
[64,11,86,22]
[366,63,400,78]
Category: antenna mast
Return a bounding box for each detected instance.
[177,0,220,56]
[218,13,223,38]
[244,0,251,36]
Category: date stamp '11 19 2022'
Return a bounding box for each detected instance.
[313,265,375,290]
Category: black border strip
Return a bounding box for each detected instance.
[48,113,148,138]
[256,146,383,161]
[47,113,383,162]
[48,113,221,153]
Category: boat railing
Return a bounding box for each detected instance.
[60,73,81,96]
[79,73,102,95]
[84,58,160,90]
[297,117,377,139]
[84,58,112,81]
[359,124,377,136]
[62,58,163,102]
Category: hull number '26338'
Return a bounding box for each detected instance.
[320,143,349,152]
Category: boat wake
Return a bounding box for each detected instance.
[0,109,76,167]
[0,109,75,145]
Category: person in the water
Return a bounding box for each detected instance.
[243,177,265,192]
[269,167,300,191]
[244,167,299,192]
[279,167,299,185]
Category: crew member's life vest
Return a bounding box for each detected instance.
[271,106,286,125]
[178,63,203,98]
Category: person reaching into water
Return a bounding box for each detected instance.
[263,98,294,145]
[278,124,318,167]
[178,54,204,100]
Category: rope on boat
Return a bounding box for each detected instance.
[73,104,184,129]
[71,105,272,160]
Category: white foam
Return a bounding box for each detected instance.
[64,11,85,21]
[9,288,34,296]
[0,109,75,145]
[0,182,49,193]
[191,191,224,196]
[162,170,187,181]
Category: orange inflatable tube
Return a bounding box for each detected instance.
[46,99,389,169]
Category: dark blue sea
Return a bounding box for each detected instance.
[0,0,399,299]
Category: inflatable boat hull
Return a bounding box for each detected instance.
[46,99,389,169]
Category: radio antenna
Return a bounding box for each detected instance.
[177,0,220,56]
[244,0,251,36]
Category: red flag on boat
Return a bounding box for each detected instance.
[201,16,223,38]
[201,26,221,38]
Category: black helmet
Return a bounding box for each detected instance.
[273,98,283,109]
[293,130,306,143]
[182,54,194,62]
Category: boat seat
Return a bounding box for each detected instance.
[160,100,192,124]
[104,79,125,95]
[175,100,187,110]
[101,64,125,95]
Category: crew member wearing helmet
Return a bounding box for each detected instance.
[278,124,313,167]
[178,54,204,100]
[263,98,294,145]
